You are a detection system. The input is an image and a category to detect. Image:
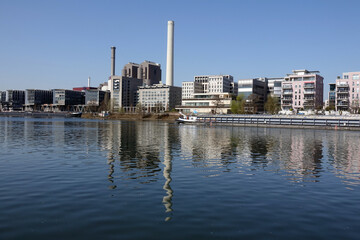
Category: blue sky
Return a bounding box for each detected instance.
[1,0,359,98]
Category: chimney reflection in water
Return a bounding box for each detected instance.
[162,123,173,221]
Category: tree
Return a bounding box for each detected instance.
[212,97,224,114]
[245,94,260,114]
[135,102,144,114]
[230,94,245,114]
[264,94,280,114]
[351,100,360,114]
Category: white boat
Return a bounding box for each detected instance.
[176,112,198,124]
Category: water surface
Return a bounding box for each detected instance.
[0,117,359,239]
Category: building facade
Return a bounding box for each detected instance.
[122,61,162,86]
[25,89,53,110]
[281,70,324,111]
[335,72,360,112]
[177,75,237,114]
[267,77,284,98]
[53,89,84,110]
[85,90,108,106]
[1,90,25,111]
[177,93,232,114]
[137,84,182,112]
[238,78,268,113]
[328,83,336,110]
[108,76,143,110]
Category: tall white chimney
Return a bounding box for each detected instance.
[88,77,91,88]
[166,21,174,86]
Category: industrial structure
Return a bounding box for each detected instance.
[166,21,174,86]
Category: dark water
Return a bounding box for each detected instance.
[0,117,360,240]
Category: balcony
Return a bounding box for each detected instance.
[282,85,292,90]
[304,97,314,100]
[282,91,293,95]
[282,102,292,106]
[337,89,349,93]
[304,84,315,88]
[304,91,315,94]
[337,101,349,106]
[337,83,349,87]
[303,101,315,106]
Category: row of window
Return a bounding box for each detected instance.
[344,74,359,80]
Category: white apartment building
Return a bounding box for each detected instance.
[177,75,237,114]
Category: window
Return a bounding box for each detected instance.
[353,74,359,80]
[344,75,349,79]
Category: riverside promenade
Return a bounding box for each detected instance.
[197,114,360,130]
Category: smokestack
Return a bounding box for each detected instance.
[111,46,116,76]
[166,21,174,86]
[88,77,91,88]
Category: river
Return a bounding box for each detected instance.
[0,117,359,239]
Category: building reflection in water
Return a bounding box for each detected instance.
[176,125,359,184]
[3,118,360,218]
[98,120,175,220]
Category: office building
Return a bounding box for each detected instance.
[25,89,53,111]
[85,89,108,106]
[53,89,84,110]
[238,78,268,113]
[177,75,236,114]
[137,84,182,112]
[1,90,25,111]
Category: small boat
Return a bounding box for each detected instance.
[68,112,82,117]
[176,112,198,124]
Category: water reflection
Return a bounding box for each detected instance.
[1,117,360,220]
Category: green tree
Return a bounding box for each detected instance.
[264,94,280,114]
[230,94,245,114]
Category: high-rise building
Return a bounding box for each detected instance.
[281,70,324,111]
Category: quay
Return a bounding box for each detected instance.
[196,115,360,130]
[0,112,77,118]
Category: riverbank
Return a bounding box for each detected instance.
[81,112,180,121]
[196,114,360,130]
